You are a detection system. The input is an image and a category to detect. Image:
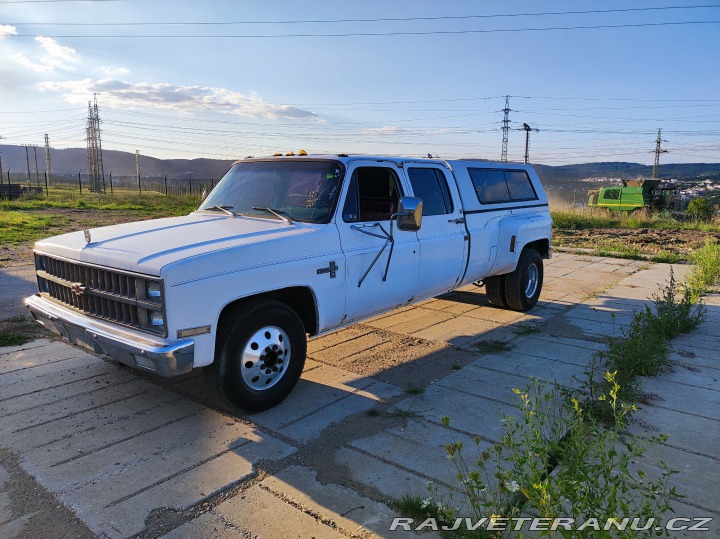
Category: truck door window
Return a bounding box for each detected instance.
[342,167,402,222]
[469,168,538,204]
[407,168,454,216]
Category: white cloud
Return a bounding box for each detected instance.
[101,65,131,77]
[4,35,78,73]
[10,52,53,73]
[362,126,450,136]
[38,78,320,120]
[363,126,408,135]
[36,36,78,70]
[0,25,18,38]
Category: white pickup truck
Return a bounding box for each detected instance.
[25,154,552,411]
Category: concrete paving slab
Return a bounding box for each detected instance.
[628,405,719,458]
[434,367,542,402]
[0,339,72,374]
[560,269,627,286]
[0,265,37,320]
[0,352,122,398]
[639,378,720,420]
[308,325,376,354]
[670,332,720,355]
[547,258,597,270]
[395,384,518,443]
[0,375,146,435]
[334,446,454,504]
[635,443,720,516]
[658,362,720,391]
[253,364,400,438]
[668,348,720,371]
[657,499,720,538]
[563,304,636,325]
[20,392,198,468]
[279,380,400,443]
[350,420,476,488]
[100,433,295,539]
[157,510,246,539]
[25,410,260,493]
[366,307,454,334]
[504,335,600,366]
[415,315,505,347]
[471,353,586,388]
[563,315,622,338]
[263,465,422,539]
[310,330,386,361]
[213,483,345,539]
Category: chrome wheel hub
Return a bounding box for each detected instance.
[524,263,539,299]
[241,326,290,390]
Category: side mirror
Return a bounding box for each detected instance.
[396,196,423,231]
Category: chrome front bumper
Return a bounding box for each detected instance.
[24,294,194,377]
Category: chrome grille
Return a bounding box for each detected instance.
[34,254,166,336]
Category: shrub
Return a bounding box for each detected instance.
[687,197,713,221]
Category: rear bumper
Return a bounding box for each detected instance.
[24,294,194,377]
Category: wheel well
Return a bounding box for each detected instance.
[525,239,550,259]
[219,287,318,336]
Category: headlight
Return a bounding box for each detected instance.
[150,311,164,327]
[147,281,162,300]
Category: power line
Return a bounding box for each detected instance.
[8,20,720,38]
[7,5,718,26]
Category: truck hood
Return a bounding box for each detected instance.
[34,212,320,276]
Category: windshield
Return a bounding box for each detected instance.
[198,160,344,223]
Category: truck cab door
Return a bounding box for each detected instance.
[337,164,420,322]
[404,164,468,298]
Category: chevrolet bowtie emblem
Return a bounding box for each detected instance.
[70,282,87,296]
[317,261,338,278]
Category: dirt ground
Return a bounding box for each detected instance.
[553,227,720,258]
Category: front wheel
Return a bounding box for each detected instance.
[205,298,306,412]
[504,248,543,312]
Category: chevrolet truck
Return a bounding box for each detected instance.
[25,154,552,411]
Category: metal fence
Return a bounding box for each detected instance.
[1,170,217,198]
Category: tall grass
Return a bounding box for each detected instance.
[0,186,200,216]
[687,237,720,300]
[0,211,70,244]
[551,206,720,233]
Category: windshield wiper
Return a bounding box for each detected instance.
[205,205,238,217]
[251,207,294,225]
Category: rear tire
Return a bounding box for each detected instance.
[205,298,306,412]
[484,275,508,308]
[504,248,543,312]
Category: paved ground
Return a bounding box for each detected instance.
[1,253,718,538]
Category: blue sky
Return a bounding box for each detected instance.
[0,0,718,166]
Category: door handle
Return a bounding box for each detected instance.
[448,217,465,224]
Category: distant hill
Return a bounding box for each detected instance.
[1,144,719,185]
[0,145,234,180]
[533,162,720,184]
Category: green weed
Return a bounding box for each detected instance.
[414,378,677,539]
[511,324,540,336]
[474,340,512,355]
[687,237,720,301]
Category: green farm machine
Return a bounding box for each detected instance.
[587,179,675,212]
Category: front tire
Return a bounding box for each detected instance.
[205,298,306,412]
[504,248,543,312]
